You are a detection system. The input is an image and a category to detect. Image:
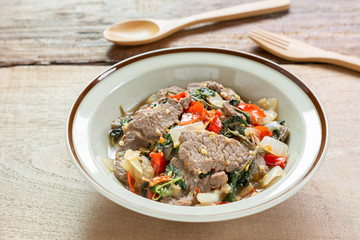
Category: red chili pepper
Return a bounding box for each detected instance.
[214,109,223,117]
[149,175,171,187]
[207,115,222,133]
[146,188,154,199]
[150,152,166,175]
[127,170,136,193]
[264,154,287,169]
[186,101,207,116]
[217,201,230,205]
[183,102,223,127]
[169,91,187,101]
[254,126,272,140]
[178,113,201,125]
[237,103,266,123]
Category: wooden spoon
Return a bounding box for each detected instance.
[104,0,291,46]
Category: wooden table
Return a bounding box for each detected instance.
[1,0,359,239]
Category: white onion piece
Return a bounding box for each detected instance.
[124,149,143,174]
[124,149,140,161]
[259,109,278,125]
[245,127,260,137]
[259,166,284,187]
[238,183,255,198]
[101,158,115,172]
[120,158,133,174]
[163,146,173,160]
[265,121,281,132]
[146,94,159,104]
[121,150,143,177]
[197,191,224,204]
[255,98,278,125]
[207,93,225,108]
[266,98,278,110]
[220,184,231,194]
[255,98,278,110]
[260,136,288,156]
[140,156,154,181]
[170,184,182,197]
[129,158,143,175]
[170,122,205,147]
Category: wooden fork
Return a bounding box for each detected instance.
[248,28,360,72]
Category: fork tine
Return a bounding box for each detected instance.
[249,31,287,50]
[252,28,289,45]
[251,28,289,48]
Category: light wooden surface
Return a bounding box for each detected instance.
[1,0,360,239]
[0,65,359,239]
[1,0,359,66]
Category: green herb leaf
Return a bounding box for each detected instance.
[141,182,149,198]
[221,115,248,138]
[199,170,214,179]
[225,150,257,202]
[233,108,251,124]
[149,176,185,200]
[190,87,216,100]
[161,97,169,104]
[109,117,132,139]
[229,99,240,106]
[148,131,176,153]
[165,164,187,191]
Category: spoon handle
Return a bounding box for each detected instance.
[180,0,290,26]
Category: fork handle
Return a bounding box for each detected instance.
[318,51,360,72]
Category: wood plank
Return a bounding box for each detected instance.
[0,65,359,239]
[1,0,359,67]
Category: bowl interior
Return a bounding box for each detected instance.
[68,48,327,222]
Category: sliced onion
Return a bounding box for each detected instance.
[259,109,278,125]
[101,158,115,172]
[255,98,278,110]
[260,136,288,156]
[207,93,225,108]
[120,158,133,173]
[124,150,143,174]
[170,122,205,147]
[244,127,260,138]
[140,156,154,181]
[255,98,278,125]
[259,166,284,187]
[146,94,159,104]
[265,121,281,132]
[129,158,142,174]
[197,191,225,204]
[237,183,255,198]
[163,146,173,160]
[220,184,231,194]
[120,149,143,178]
[170,184,182,197]
[124,149,140,161]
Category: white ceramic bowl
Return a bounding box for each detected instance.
[66,47,328,222]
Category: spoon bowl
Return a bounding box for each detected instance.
[104,0,291,46]
[104,20,161,42]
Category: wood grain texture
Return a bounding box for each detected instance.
[1,0,359,67]
[0,65,359,239]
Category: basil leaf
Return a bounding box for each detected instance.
[199,170,214,179]
[190,87,216,100]
[109,117,132,139]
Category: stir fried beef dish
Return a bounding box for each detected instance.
[106,81,290,206]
